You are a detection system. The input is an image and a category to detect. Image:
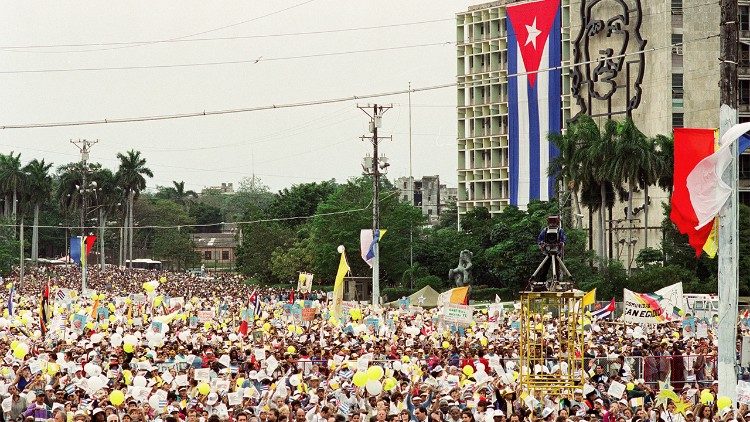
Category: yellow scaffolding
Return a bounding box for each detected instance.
[518,291,585,395]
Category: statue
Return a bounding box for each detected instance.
[448,250,473,287]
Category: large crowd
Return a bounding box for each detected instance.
[0,266,738,422]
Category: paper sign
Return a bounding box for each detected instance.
[302,308,316,321]
[194,368,210,381]
[213,379,230,393]
[174,375,188,387]
[356,357,369,372]
[607,381,626,399]
[738,381,750,405]
[630,397,644,408]
[228,391,243,406]
[443,303,473,325]
[161,371,174,384]
[189,317,198,329]
[130,293,146,304]
[266,356,279,374]
[150,321,163,334]
[254,348,266,361]
[197,311,213,323]
[72,314,87,332]
[28,361,42,375]
[697,323,709,339]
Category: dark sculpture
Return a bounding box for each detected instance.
[449,250,473,287]
[571,0,646,120]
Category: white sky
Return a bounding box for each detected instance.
[0,1,483,192]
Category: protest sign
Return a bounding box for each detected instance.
[302,307,316,322]
[607,381,626,399]
[443,303,473,325]
[622,289,672,324]
[197,310,213,323]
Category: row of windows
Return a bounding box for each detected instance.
[203,250,231,260]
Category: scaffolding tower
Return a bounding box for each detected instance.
[518,291,586,394]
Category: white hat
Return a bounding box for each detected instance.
[493,409,505,417]
[542,408,554,418]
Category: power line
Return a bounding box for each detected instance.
[0,82,456,129]
[0,18,454,53]
[0,41,453,75]
[0,34,718,130]
[3,0,321,55]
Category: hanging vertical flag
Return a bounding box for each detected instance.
[506,0,562,208]
[248,290,261,317]
[40,280,50,337]
[360,229,387,268]
[70,237,82,265]
[671,129,719,257]
[331,247,350,320]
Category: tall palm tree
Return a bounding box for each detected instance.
[609,119,651,273]
[116,150,153,268]
[0,152,24,235]
[91,168,120,269]
[573,116,617,262]
[655,134,674,196]
[24,159,53,262]
[549,124,584,228]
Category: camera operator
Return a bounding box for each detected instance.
[536,216,567,283]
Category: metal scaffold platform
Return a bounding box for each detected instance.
[518,290,586,394]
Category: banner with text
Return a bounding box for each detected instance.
[622,288,675,324]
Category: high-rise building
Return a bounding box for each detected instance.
[456,0,572,222]
[457,0,750,264]
[395,175,458,225]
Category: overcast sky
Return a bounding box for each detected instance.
[0,1,485,193]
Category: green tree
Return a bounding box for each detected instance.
[155,181,197,206]
[116,150,153,267]
[269,235,316,283]
[549,123,585,228]
[23,159,52,263]
[308,177,424,284]
[0,152,24,227]
[131,197,195,256]
[268,180,337,227]
[152,229,200,271]
[0,218,18,275]
[188,202,223,233]
[437,202,458,230]
[413,227,480,288]
[236,222,295,282]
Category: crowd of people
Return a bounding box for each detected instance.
[0,266,736,422]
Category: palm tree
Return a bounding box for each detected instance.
[116,150,153,268]
[609,119,651,273]
[549,124,584,228]
[0,152,24,235]
[655,134,674,196]
[157,180,197,207]
[90,168,120,269]
[23,159,53,263]
[573,116,617,262]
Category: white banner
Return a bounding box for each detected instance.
[622,289,672,324]
[655,282,686,314]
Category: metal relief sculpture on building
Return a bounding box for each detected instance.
[571,0,647,119]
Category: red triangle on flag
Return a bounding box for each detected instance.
[506,0,560,87]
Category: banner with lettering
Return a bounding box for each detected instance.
[622,287,680,324]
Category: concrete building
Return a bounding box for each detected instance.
[395,175,458,224]
[191,232,237,267]
[200,182,234,196]
[457,0,750,267]
[456,0,573,219]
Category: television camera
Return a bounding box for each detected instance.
[528,216,573,292]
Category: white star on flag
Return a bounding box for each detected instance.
[418,296,426,305]
[525,17,542,49]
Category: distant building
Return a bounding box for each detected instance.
[201,182,234,195]
[191,232,237,266]
[395,176,457,224]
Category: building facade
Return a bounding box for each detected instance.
[395,175,458,224]
[457,0,750,266]
[191,232,237,266]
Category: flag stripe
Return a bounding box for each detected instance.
[508,23,520,206]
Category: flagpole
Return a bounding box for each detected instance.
[717,0,739,402]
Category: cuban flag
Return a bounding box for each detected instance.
[506,0,562,208]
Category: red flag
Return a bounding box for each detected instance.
[39,280,50,337]
[671,129,716,256]
[84,235,97,255]
[289,290,295,305]
[238,320,248,336]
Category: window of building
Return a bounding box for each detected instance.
[204,251,211,260]
[671,0,682,12]
[741,6,750,31]
[742,43,750,67]
[671,33,683,45]
[672,73,684,100]
[672,112,684,128]
[741,80,750,106]
[740,154,750,179]
[741,191,750,207]
[428,209,433,216]
[222,251,230,260]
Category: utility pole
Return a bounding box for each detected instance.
[70,139,98,292]
[408,82,415,291]
[359,103,392,307]
[717,0,739,402]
